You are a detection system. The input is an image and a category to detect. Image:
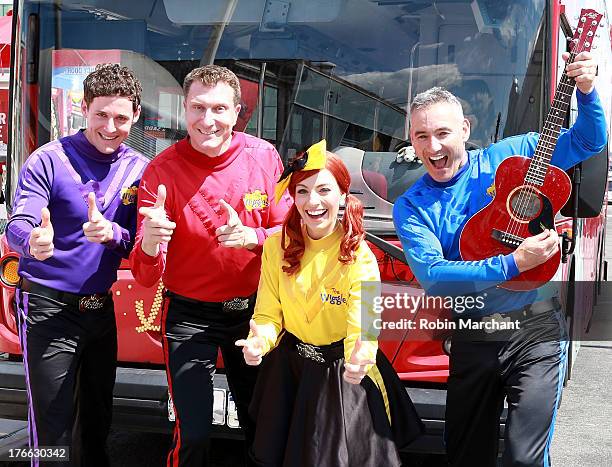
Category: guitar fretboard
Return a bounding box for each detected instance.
[524,52,578,186]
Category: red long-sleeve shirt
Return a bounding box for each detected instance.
[130,132,292,302]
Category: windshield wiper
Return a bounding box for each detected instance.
[364,231,407,265]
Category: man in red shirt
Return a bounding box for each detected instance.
[130,65,291,467]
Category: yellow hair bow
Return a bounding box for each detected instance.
[274,139,327,204]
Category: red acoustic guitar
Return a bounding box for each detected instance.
[460,8,603,292]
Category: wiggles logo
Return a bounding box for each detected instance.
[321,288,347,306]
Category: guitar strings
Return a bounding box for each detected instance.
[507,51,577,239]
[503,20,591,247]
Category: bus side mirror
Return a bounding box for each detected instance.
[560,146,608,218]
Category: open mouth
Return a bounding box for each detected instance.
[198,129,219,136]
[305,209,328,220]
[99,133,118,141]
[429,154,448,169]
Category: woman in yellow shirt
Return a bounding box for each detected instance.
[236,140,422,466]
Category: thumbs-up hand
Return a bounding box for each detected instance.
[215,199,258,249]
[29,207,55,261]
[139,184,176,257]
[343,338,376,385]
[235,319,265,366]
[83,193,114,244]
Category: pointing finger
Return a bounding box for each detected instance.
[219,199,240,228]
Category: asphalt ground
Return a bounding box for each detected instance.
[549,214,612,466]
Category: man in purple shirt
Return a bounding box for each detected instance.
[6,64,148,467]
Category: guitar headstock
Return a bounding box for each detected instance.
[571,9,603,54]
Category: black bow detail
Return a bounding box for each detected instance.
[277,152,308,182]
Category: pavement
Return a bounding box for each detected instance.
[550,215,612,466]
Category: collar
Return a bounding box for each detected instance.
[177,131,245,170]
[303,223,344,251]
[70,130,125,164]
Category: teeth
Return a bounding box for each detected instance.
[99,134,117,140]
[430,155,445,161]
[199,129,218,135]
[307,209,326,216]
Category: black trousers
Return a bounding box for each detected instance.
[445,308,568,467]
[15,287,117,467]
[162,294,259,467]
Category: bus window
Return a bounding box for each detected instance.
[9,0,548,219]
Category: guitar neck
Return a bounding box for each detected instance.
[525,53,578,186]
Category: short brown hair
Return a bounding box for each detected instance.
[83,64,142,112]
[183,65,241,106]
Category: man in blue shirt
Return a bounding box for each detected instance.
[393,51,606,466]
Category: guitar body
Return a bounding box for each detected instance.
[460,156,571,291]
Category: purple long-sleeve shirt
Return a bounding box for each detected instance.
[7,130,149,294]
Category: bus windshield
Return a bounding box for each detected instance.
[11,0,547,223]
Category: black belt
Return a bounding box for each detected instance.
[165,290,255,313]
[19,278,111,312]
[454,297,560,329]
[282,332,344,364]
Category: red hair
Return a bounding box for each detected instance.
[281,151,365,275]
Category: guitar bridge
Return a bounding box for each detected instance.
[491,229,525,249]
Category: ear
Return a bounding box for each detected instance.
[340,193,347,206]
[233,104,242,125]
[81,100,88,117]
[462,117,471,143]
[132,105,142,124]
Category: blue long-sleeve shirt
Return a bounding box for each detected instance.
[393,89,607,316]
[6,130,148,294]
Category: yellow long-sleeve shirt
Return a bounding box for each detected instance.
[252,225,381,364]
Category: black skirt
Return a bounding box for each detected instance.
[248,333,424,467]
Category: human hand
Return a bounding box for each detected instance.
[235,319,265,366]
[513,229,560,273]
[83,192,114,243]
[563,51,597,95]
[215,199,257,249]
[138,184,176,257]
[343,338,375,385]
[29,207,54,261]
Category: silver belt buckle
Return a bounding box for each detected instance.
[295,342,325,363]
[482,313,512,334]
[79,294,107,312]
[222,297,250,312]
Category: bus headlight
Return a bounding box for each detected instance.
[0,254,20,288]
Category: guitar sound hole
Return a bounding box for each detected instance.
[509,188,542,221]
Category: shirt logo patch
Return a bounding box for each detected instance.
[121,186,138,205]
[486,183,496,198]
[243,190,269,212]
[321,287,347,306]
